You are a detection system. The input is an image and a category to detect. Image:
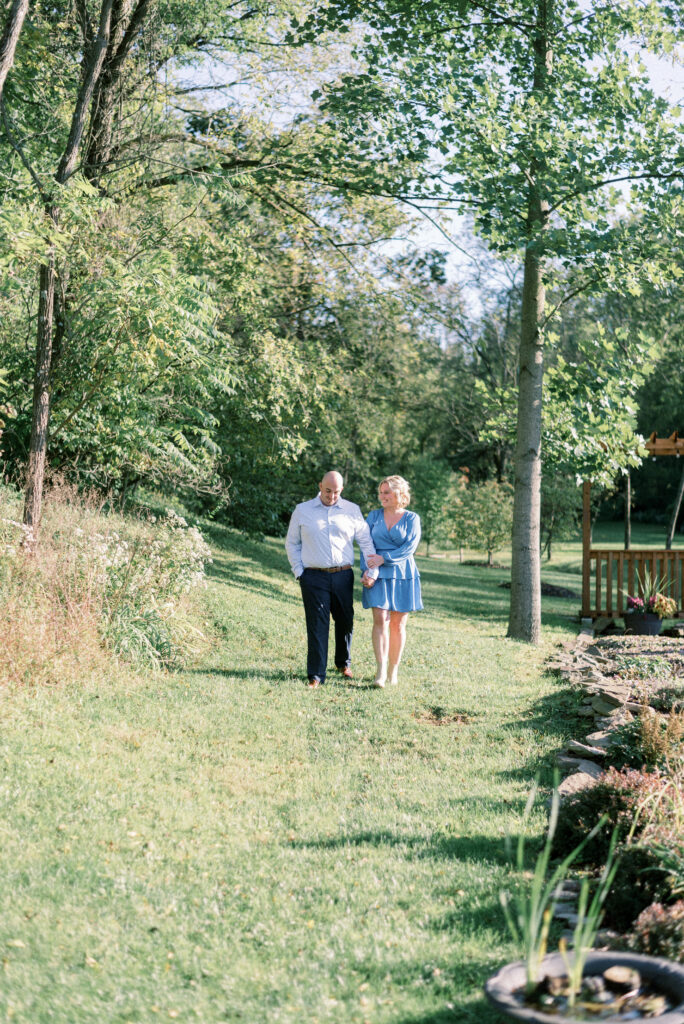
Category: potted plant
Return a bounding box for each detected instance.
[485,785,684,1022]
[623,570,677,636]
[486,950,684,1022]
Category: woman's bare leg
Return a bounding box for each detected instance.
[388,612,409,685]
[371,607,390,686]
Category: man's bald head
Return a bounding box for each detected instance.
[319,471,344,506]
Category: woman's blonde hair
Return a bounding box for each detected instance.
[379,475,411,508]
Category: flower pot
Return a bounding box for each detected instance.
[484,951,684,1023]
[624,611,663,636]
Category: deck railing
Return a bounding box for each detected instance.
[581,548,684,619]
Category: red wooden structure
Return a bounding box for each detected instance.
[582,432,684,619]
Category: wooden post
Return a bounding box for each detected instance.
[582,480,591,618]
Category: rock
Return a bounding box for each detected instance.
[558,771,599,799]
[566,740,606,760]
[593,617,616,635]
[584,731,612,748]
[555,880,581,894]
[554,910,579,925]
[557,754,583,770]
[582,975,607,997]
[596,708,633,728]
[592,694,625,715]
[577,706,596,717]
[571,758,603,778]
[603,966,640,994]
[551,901,577,915]
[580,669,608,685]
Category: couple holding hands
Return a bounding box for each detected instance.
[285,471,422,689]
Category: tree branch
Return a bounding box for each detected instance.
[0,0,29,103]
[57,0,115,184]
[549,167,684,214]
[0,96,49,201]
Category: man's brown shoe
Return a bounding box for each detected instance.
[336,666,353,680]
[307,676,321,688]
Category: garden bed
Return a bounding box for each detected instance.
[547,629,684,959]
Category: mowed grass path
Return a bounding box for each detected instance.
[0,525,584,1024]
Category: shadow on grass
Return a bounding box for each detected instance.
[207,558,299,607]
[288,828,512,867]
[184,666,299,683]
[417,563,510,622]
[491,682,590,785]
[352,950,510,1024]
[394,996,504,1024]
[183,667,370,690]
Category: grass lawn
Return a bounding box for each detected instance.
[1,523,592,1023]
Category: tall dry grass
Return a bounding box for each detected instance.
[0,480,211,686]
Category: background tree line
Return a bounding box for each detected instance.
[1,0,683,641]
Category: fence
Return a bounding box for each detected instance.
[581,547,684,619]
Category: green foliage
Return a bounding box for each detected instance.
[560,830,620,1008]
[500,782,607,995]
[479,329,657,486]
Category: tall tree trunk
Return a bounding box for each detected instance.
[23,0,114,531]
[0,0,29,102]
[23,253,56,532]
[507,0,552,643]
[507,237,545,643]
[666,465,684,550]
[624,470,631,550]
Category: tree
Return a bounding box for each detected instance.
[409,454,456,555]
[23,0,116,532]
[304,0,684,641]
[540,475,581,562]
[461,480,514,567]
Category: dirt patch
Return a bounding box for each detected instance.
[463,560,508,569]
[413,706,472,726]
[499,580,580,599]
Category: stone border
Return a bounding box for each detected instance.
[548,625,636,800]
[546,624,684,943]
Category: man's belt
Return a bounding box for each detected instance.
[308,564,352,573]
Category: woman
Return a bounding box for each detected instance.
[360,475,423,688]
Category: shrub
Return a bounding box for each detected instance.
[639,682,684,714]
[606,709,684,775]
[554,768,684,930]
[629,901,684,962]
[602,834,674,932]
[552,768,676,866]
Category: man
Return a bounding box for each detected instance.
[285,471,381,687]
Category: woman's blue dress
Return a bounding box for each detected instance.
[360,508,423,612]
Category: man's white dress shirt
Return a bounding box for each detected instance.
[285,495,376,579]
